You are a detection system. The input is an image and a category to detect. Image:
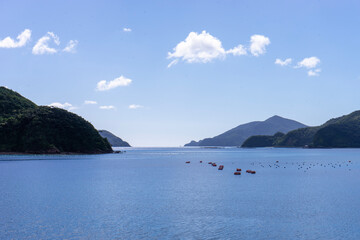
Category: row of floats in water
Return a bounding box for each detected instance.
[185,161,256,175]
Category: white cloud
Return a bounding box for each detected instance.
[296,56,320,69]
[123,28,132,32]
[32,32,60,55]
[275,58,292,66]
[0,29,31,48]
[96,75,132,91]
[308,68,321,76]
[250,34,270,56]
[48,102,77,110]
[99,105,115,110]
[84,100,97,105]
[167,31,270,67]
[63,40,78,53]
[226,44,247,56]
[167,31,226,65]
[49,102,72,108]
[129,104,143,109]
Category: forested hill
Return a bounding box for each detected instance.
[185,115,307,147]
[242,110,360,148]
[0,87,113,154]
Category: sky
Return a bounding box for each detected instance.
[1,0,360,146]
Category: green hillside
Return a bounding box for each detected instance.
[0,87,37,122]
[242,111,360,148]
[0,87,112,154]
[242,132,284,148]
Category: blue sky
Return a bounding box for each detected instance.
[1,0,360,146]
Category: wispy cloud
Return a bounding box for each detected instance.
[226,44,247,56]
[276,56,322,76]
[167,31,269,67]
[99,105,115,110]
[96,76,132,91]
[167,59,179,68]
[123,28,132,32]
[84,100,97,105]
[296,56,320,69]
[63,40,78,53]
[32,32,60,55]
[296,56,321,76]
[308,68,321,76]
[0,29,31,48]
[129,104,143,109]
[275,58,292,66]
[32,32,78,55]
[48,102,77,110]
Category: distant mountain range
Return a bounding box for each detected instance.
[0,87,112,154]
[98,130,131,147]
[242,110,360,148]
[185,115,307,147]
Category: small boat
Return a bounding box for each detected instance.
[185,161,190,164]
[246,170,256,174]
[200,161,202,163]
[212,163,217,167]
[236,168,241,172]
[234,172,241,175]
[208,162,212,164]
[218,165,224,170]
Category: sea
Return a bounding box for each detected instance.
[0,147,360,239]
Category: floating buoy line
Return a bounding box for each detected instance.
[185,159,354,175]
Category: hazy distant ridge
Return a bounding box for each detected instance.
[185,115,307,147]
[98,130,131,147]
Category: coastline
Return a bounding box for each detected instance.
[0,150,114,155]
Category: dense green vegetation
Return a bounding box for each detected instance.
[242,110,360,148]
[98,130,131,147]
[0,87,112,153]
[242,132,284,148]
[185,115,307,147]
[0,87,37,123]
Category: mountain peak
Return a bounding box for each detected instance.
[184,115,307,147]
[266,115,283,121]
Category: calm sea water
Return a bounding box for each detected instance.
[0,147,360,239]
